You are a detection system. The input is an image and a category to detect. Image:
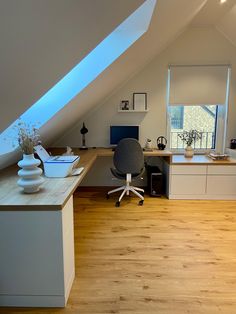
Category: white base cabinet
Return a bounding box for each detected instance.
[0,196,75,307]
[171,175,206,195]
[206,165,236,196]
[169,164,236,200]
[207,176,236,195]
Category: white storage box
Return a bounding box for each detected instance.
[34,145,80,178]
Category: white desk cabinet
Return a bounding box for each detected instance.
[171,165,207,175]
[171,175,206,195]
[0,196,75,307]
[170,165,207,198]
[208,165,236,175]
[206,165,236,197]
[207,175,236,195]
[168,163,236,200]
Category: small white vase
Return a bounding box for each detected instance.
[17,154,44,193]
[184,145,194,158]
[145,140,152,150]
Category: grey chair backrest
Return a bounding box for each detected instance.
[113,138,144,174]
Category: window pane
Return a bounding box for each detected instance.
[171,107,184,129]
[170,105,217,149]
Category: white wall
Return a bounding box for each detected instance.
[57,26,236,186]
[58,26,236,148]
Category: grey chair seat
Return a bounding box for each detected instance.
[110,168,144,180]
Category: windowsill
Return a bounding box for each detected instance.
[170,149,211,155]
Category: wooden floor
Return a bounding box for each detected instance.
[2,189,236,314]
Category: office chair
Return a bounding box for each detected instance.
[107,138,145,207]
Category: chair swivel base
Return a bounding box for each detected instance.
[107,184,144,207]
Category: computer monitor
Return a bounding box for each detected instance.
[110,125,139,145]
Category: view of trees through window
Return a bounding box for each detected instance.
[170,105,217,149]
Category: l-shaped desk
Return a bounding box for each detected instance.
[1,148,236,307]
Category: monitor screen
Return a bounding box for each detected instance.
[110,126,139,145]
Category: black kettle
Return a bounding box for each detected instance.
[157,136,167,150]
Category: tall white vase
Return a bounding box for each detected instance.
[17,154,44,193]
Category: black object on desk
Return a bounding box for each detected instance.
[230,139,236,149]
[80,122,88,150]
[157,136,167,150]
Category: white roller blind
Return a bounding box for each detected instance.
[169,65,229,105]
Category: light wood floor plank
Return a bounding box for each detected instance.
[1,189,236,313]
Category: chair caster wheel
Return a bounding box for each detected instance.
[115,201,120,207]
[139,200,144,206]
[106,194,110,199]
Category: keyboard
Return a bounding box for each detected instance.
[71,167,84,176]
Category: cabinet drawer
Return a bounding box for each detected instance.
[171,165,207,175]
[207,175,236,195]
[171,175,206,195]
[208,165,236,175]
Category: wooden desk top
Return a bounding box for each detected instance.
[1,148,236,211]
[0,148,172,211]
[171,154,236,165]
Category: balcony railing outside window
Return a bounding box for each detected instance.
[170,131,215,150]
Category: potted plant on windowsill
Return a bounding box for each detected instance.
[16,121,44,193]
[178,129,202,158]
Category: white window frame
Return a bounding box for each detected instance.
[166,65,231,154]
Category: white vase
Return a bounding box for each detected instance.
[17,154,44,193]
[145,140,152,149]
[184,145,194,158]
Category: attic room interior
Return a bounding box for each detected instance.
[2,0,236,313]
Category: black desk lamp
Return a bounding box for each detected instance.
[80,122,88,150]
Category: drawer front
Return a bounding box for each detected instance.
[207,175,236,195]
[171,165,207,175]
[208,165,236,175]
[171,175,206,195]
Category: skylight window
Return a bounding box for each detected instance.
[0,0,156,156]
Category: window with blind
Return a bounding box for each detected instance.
[167,65,230,152]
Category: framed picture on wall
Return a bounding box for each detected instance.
[120,100,130,110]
[133,93,147,110]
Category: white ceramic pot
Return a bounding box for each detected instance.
[184,145,194,158]
[17,154,44,193]
[146,140,152,150]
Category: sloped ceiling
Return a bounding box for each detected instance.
[216,3,236,48]
[190,0,236,49]
[0,0,144,133]
[191,0,236,26]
